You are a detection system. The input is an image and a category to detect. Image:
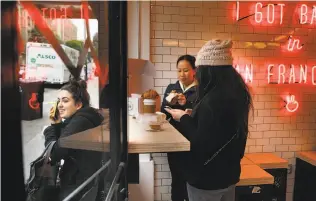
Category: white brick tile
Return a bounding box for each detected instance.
[181,7,195,15]
[155,71,163,79]
[164,6,180,15]
[195,24,210,32]
[155,31,170,39]
[162,179,172,186]
[162,193,171,201]
[171,47,186,55]
[186,16,203,24]
[163,71,177,79]
[152,22,164,31]
[155,172,171,179]
[164,23,179,31]
[161,164,170,171]
[171,15,187,23]
[203,17,217,24]
[171,31,186,39]
[151,55,163,62]
[155,79,171,87]
[155,179,162,186]
[155,14,172,22]
[179,23,195,32]
[163,55,179,63]
[151,39,163,46]
[163,39,179,47]
[152,6,164,14]
[186,48,200,55]
[179,40,195,47]
[152,47,171,55]
[154,193,162,201]
[155,63,171,71]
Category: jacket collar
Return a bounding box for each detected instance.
[178,80,197,93]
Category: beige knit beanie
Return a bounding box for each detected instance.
[195,39,233,67]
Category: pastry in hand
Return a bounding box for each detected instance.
[49,101,59,121]
[166,90,179,105]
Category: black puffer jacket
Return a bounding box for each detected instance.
[44,107,104,200]
[178,89,248,190]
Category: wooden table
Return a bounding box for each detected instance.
[59,116,190,153]
[296,151,316,166]
[241,157,254,165]
[245,153,288,169]
[237,164,274,186]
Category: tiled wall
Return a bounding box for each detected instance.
[150,1,316,201]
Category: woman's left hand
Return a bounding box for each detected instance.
[164,108,187,121]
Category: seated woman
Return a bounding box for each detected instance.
[44,79,104,201]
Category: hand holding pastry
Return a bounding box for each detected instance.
[177,94,186,106]
[49,102,61,124]
[166,90,178,105]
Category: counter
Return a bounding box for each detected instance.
[59,116,190,153]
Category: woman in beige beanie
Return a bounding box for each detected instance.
[165,39,253,201]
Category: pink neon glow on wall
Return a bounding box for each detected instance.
[285,95,299,113]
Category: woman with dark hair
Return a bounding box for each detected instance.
[44,79,104,201]
[161,55,197,201]
[165,40,252,201]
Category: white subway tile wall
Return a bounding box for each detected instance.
[150,1,316,201]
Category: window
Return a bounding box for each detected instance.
[16,1,128,200]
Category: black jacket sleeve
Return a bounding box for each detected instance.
[179,106,217,155]
[48,116,94,163]
[44,123,62,147]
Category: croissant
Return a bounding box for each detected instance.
[49,102,59,121]
[141,89,159,100]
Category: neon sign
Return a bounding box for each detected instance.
[287,36,303,52]
[285,95,299,113]
[235,64,315,85]
[236,2,316,25]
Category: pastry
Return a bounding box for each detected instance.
[49,101,59,121]
[142,89,159,100]
[166,90,178,105]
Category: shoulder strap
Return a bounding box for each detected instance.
[204,131,238,166]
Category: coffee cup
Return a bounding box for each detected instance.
[155,111,167,123]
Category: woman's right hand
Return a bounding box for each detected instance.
[177,94,187,106]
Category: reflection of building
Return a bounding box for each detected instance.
[48,19,77,41]
[17,2,34,43]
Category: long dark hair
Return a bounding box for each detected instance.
[195,65,253,138]
[61,79,90,107]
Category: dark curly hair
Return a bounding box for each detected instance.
[60,79,90,107]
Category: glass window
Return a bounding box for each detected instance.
[17,1,127,200]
